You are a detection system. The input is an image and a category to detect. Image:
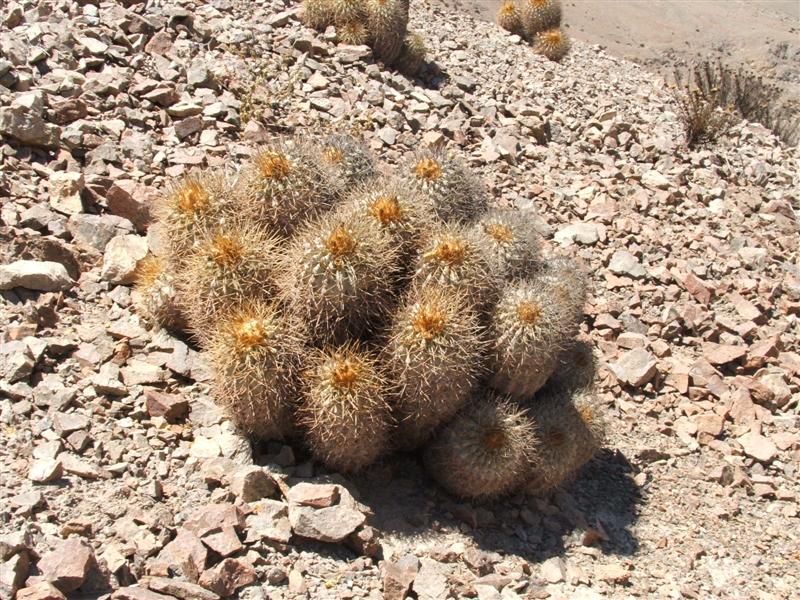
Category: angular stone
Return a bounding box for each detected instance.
[702,342,747,366]
[201,526,242,558]
[608,250,645,278]
[609,348,657,387]
[0,99,60,148]
[0,551,30,598]
[412,558,448,600]
[16,582,67,600]
[59,453,106,479]
[738,431,777,463]
[28,458,63,483]
[144,390,189,422]
[595,562,631,583]
[288,505,366,543]
[52,412,89,435]
[541,557,566,583]
[67,214,134,252]
[382,555,419,600]
[48,172,84,215]
[106,180,154,232]
[183,504,246,538]
[244,500,292,544]
[554,222,601,245]
[155,529,207,582]
[0,260,73,292]
[198,559,256,598]
[287,482,339,508]
[230,466,276,502]
[101,235,148,284]
[121,360,166,386]
[0,340,35,383]
[37,538,95,593]
[112,588,172,600]
[144,577,219,600]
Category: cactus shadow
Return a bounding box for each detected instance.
[352,447,642,564]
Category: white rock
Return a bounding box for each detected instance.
[0,260,73,291]
[101,235,148,284]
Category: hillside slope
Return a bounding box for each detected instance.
[0,1,798,599]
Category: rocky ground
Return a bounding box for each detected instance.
[1,1,798,599]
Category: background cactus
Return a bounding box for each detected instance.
[395,32,427,76]
[338,20,371,46]
[383,286,485,449]
[331,0,366,26]
[299,344,393,472]
[365,0,406,63]
[302,0,332,30]
[206,299,304,440]
[423,391,539,499]
[144,134,607,503]
[497,1,523,35]
[534,27,571,61]
[520,0,562,35]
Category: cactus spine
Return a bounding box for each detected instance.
[384,286,485,449]
[423,392,539,499]
[473,208,541,280]
[365,0,406,63]
[520,0,562,36]
[395,32,427,76]
[299,344,393,472]
[316,133,377,186]
[497,1,523,35]
[534,27,571,61]
[206,299,304,440]
[132,255,187,333]
[303,0,332,30]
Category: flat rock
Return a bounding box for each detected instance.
[0,98,60,148]
[608,250,646,278]
[738,431,777,463]
[0,260,73,292]
[37,538,95,593]
[144,389,189,422]
[229,466,276,502]
[112,588,173,600]
[101,234,148,284]
[288,504,366,543]
[16,582,67,600]
[412,557,449,600]
[286,482,339,508]
[155,529,207,581]
[244,500,292,544]
[609,348,658,387]
[143,577,219,600]
[198,558,256,598]
[382,556,419,600]
[702,343,747,366]
[554,222,601,245]
[28,458,63,484]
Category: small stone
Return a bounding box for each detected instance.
[0,260,73,292]
[167,102,203,117]
[738,431,777,463]
[190,436,221,459]
[105,180,154,232]
[144,390,189,422]
[595,563,631,583]
[286,482,339,508]
[59,453,106,480]
[121,360,167,386]
[112,587,173,600]
[37,538,95,593]
[28,458,63,483]
[1,340,35,383]
[230,466,276,502]
[201,526,243,558]
[411,558,448,600]
[609,348,657,387]
[184,504,246,538]
[198,558,256,598]
[382,556,419,600]
[702,343,747,366]
[101,235,148,284]
[554,222,601,245]
[144,577,220,600]
[288,504,366,543]
[540,557,566,583]
[244,499,292,544]
[16,582,67,600]
[48,172,85,215]
[608,250,645,278]
[347,525,381,557]
[288,569,306,594]
[155,529,207,581]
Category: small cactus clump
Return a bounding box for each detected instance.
[403,148,488,223]
[278,209,400,346]
[523,387,605,495]
[412,224,498,311]
[176,220,280,331]
[423,392,539,500]
[299,344,393,472]
[534,27,571,62]
[384,286,485,449]
[301,0,428,76]
[520,0,562,35]
[240,140,336,237]
[132,255,187,333]
[488,275,582,399]
[206,299,305,440]
[472,208,542,280]
[141,133,609,503]
[497,1,523,36]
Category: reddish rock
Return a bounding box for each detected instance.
[183,504,245,538]
[16,582,66,600]
[37,538,96,593]
[702,342,747,366]
[198,558,256,597]
[609,348,658,387]
[143,576,220,600]
[729,292,762,322]
[155,529,207,581]
[382,555,419,600]
[288,505,366,543]
[739,431,778,463]
[201,526,243,558]
[112,587,172,600]
[678,271,712,304]
[286,482,339,508]
[144,389,189,422]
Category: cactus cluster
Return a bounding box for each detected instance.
[301,0,427,76]
[497,0,571,61]
[137,133,606,500]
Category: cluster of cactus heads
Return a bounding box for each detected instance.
[135,133,606,501]
[301,0,427,76]
[497,0,571,61]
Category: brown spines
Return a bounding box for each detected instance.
[383,286,485,449]
[206,300,305,440]
[497,1,523,35]
[534,27,571,61]
[299,344,393,472]
[423,391,539,499]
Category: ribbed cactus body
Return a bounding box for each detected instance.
[534,27,571,61]
[365,0,406,63]
[331,0,366,26]
[299,345,393,472]
[384,286,485,449]
[395,32,427,76]
[523,387,605,495]
[278,209,400,346]
[133,255,187,333]
[423,392,539,499]
[473,208,541,280]
[316,133,376,186]
[403,149,487,223]
[207,300,304,440]
[338,20,371,45]
[520,0,562,36]
[497,1,523,35]
[303,0,333,30]
[240,140,336,237]
[412,224,499,311]
[176,220,280,332]
[488,276,581,400]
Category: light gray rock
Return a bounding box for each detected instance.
[0,92,60,148]
[554,223,601,245]
[0,340,35,383]
[608,249,646,278]
[609,348,658,387]
[101,234,148,284]
[28,458,63,483]
[288,504,366,543]
[0,260,73,291]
